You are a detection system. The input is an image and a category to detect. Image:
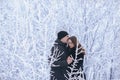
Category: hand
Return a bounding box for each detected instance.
[67,56,73,64]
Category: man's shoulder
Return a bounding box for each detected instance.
[51,44,66,52]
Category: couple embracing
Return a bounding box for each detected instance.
[49,31,86,80]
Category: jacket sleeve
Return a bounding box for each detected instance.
[53,60,68,67]
[51,46,68,67]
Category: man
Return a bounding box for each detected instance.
[50,31,73,80]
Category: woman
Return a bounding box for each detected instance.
[67,36,86,80]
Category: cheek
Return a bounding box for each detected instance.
[71,44,74,47]
[68,44,72,47]
[69,44,74,48]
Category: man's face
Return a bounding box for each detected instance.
[61,35,69,43]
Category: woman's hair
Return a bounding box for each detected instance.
[68,36,85,55]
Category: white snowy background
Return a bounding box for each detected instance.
[0,0,120,80]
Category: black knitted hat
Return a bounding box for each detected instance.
[57,31,68,40]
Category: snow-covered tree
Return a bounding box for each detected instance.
[0,0,120,80]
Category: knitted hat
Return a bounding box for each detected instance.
[57,31,68,40]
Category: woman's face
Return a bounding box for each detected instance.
[68,39,74,48]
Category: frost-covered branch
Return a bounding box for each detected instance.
[67,42,85,80]
[48,46,64,67]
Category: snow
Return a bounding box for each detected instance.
[0,0,120,80]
